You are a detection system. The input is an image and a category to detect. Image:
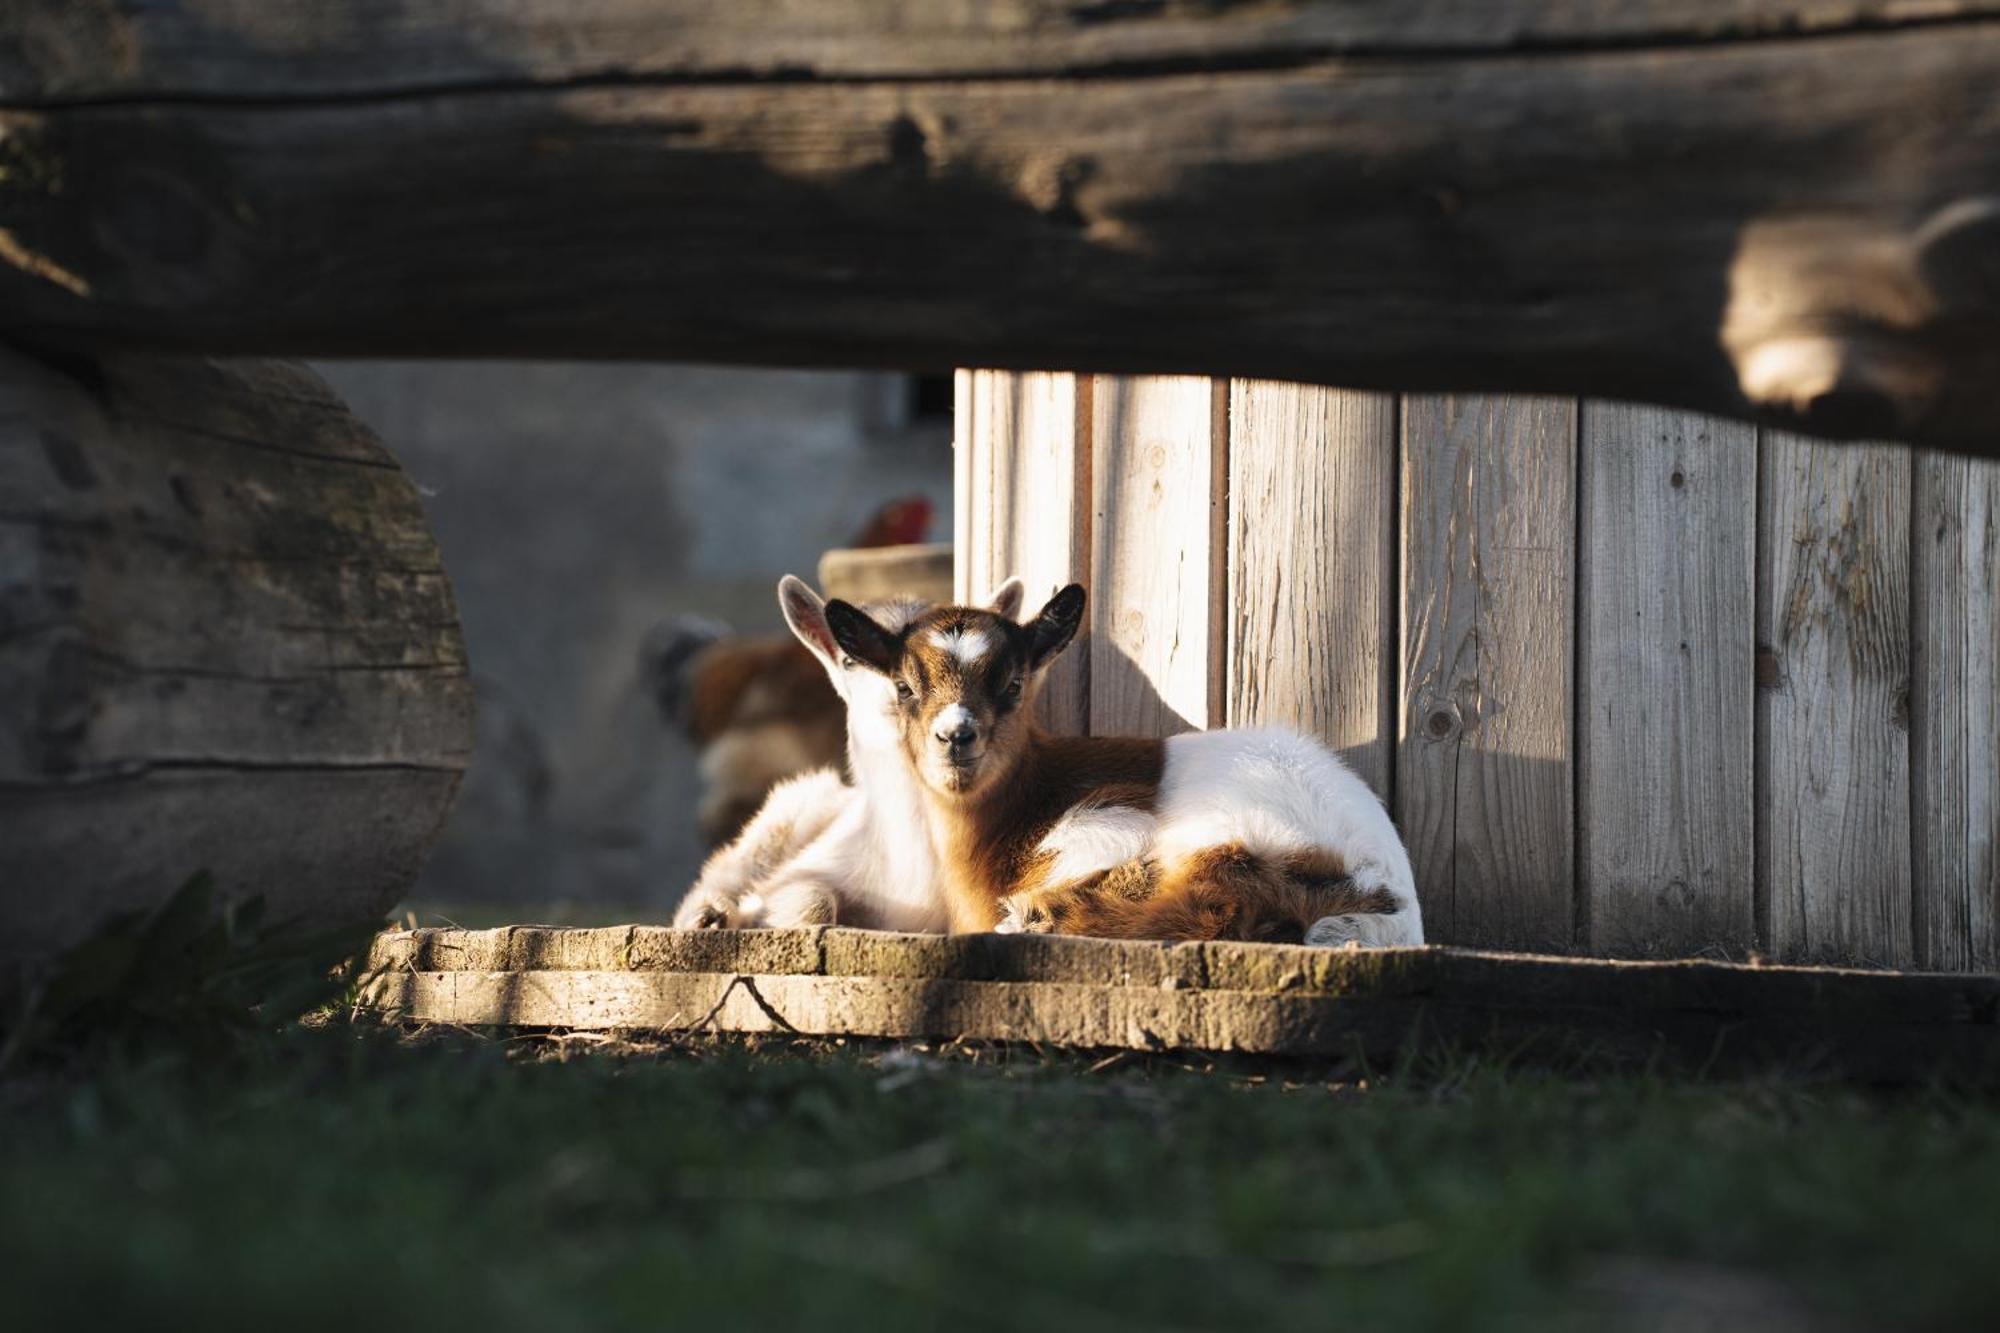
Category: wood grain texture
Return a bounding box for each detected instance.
[956,370,1091,734]
[0,347,472,963]
[1578,402,1757,958]
[1911,451,2000,972]
[1757,433,1913,967]
[1225,382,1396,795]
[17,2,2000,100]
[1089,375,1222,737]
[1399,395,1577,952]
[8,10,2000,448]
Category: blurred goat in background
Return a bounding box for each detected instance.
[646,496,935,846]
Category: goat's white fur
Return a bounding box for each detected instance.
[929,626,995,665]
[672,576,1027,932]
[1023,729,1422,947]
[1034,803,1156,885]
[933,702,976,738]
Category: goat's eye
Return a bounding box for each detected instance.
[895,680,914,701]
[838,656,856,670]
[1004,678,1024,699]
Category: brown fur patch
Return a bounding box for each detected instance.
[684,637,845,845]
[938,732,1166,931]
[1014,841,1400,944]
[684,638,839,744]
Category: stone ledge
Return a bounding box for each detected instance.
[358,928,2000,1080]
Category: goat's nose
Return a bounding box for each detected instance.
[937,719,977,748]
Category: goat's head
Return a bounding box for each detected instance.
[822,583,1085,798]
[778,574,1029,759]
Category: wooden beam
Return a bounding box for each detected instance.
[5,4,2000,450]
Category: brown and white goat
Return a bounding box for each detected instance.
[822,585,1423,946]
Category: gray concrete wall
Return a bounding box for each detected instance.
[314,361,951,917]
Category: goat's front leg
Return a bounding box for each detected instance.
[673,768,850,928]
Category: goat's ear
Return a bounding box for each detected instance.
[777,575,840,668]
[985,577,1027,622]
[1025,583,1086,669]
[823,599,902,675]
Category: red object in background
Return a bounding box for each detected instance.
[849,495,932,549]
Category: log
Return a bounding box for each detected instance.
[5,3,2000,451]
[0,347,474,965]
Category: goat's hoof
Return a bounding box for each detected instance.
[673,894,735,930]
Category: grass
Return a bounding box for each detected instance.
[4,1023,1998,1333]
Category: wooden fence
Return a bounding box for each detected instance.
[955,372,1999,972]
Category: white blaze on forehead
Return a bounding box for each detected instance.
[927,626,995,666]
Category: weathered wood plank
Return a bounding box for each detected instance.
[1225,382,1396,795]
[18,2,2000,100]
[7,16,2000,449]
[1089,375,1223,736]
[1399,395,1577,951]
[0,346,472,964]
[1757,433,1913,967]
[1578,402,1757,958]
[1912,451,2000,972]
[956,370,1091,734]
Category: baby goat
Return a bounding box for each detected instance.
[672,575,1026,932]
[822,585,1423,946]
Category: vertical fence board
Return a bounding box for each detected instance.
[1912,451,2000,972]
[1578,404,1757,957]
[1399,395,1577,951]
[1089,375,1222,736]
[1226,383,1397,796]
[952,369,977,600]
[956,370,1092,734]
[1757,434,1913,967]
